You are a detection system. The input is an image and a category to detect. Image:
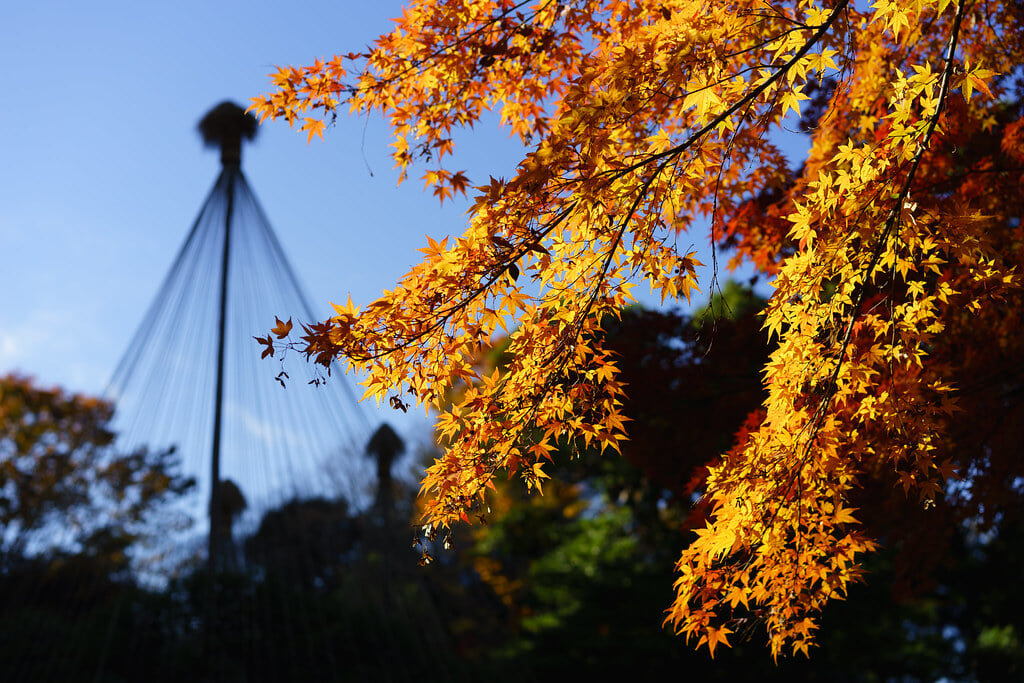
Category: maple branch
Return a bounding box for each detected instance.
[819,0,967,405]
[351,0,545,96]
[314,199,579,369]
[608,0,850,182]
[778,0,971,511]
[538,6,853,387]
[718,3,972,607]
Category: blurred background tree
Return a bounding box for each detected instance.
[0,373,194,572]
[0,373,194,680]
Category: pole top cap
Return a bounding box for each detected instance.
[198,101,258,167]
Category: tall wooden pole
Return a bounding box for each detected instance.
[208,167,235,571]
[198,102,257,571]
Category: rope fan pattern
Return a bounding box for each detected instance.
[106,101,372,574]
[0,103,488,682]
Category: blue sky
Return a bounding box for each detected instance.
[0,1,516,442]
[0,1,777,447]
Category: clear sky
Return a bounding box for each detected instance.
[0,1,771,447]
[0,1,511,441]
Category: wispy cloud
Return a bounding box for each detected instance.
[0,307,112,392]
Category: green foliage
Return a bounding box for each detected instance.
[698,279,768,322]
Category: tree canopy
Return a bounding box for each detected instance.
[0,373,193,571]
[252,0,1024,657]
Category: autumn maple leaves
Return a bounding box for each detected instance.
[253,0,1019,659]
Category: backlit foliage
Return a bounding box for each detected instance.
[252,0,1024,658]
[0,374,193,567]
